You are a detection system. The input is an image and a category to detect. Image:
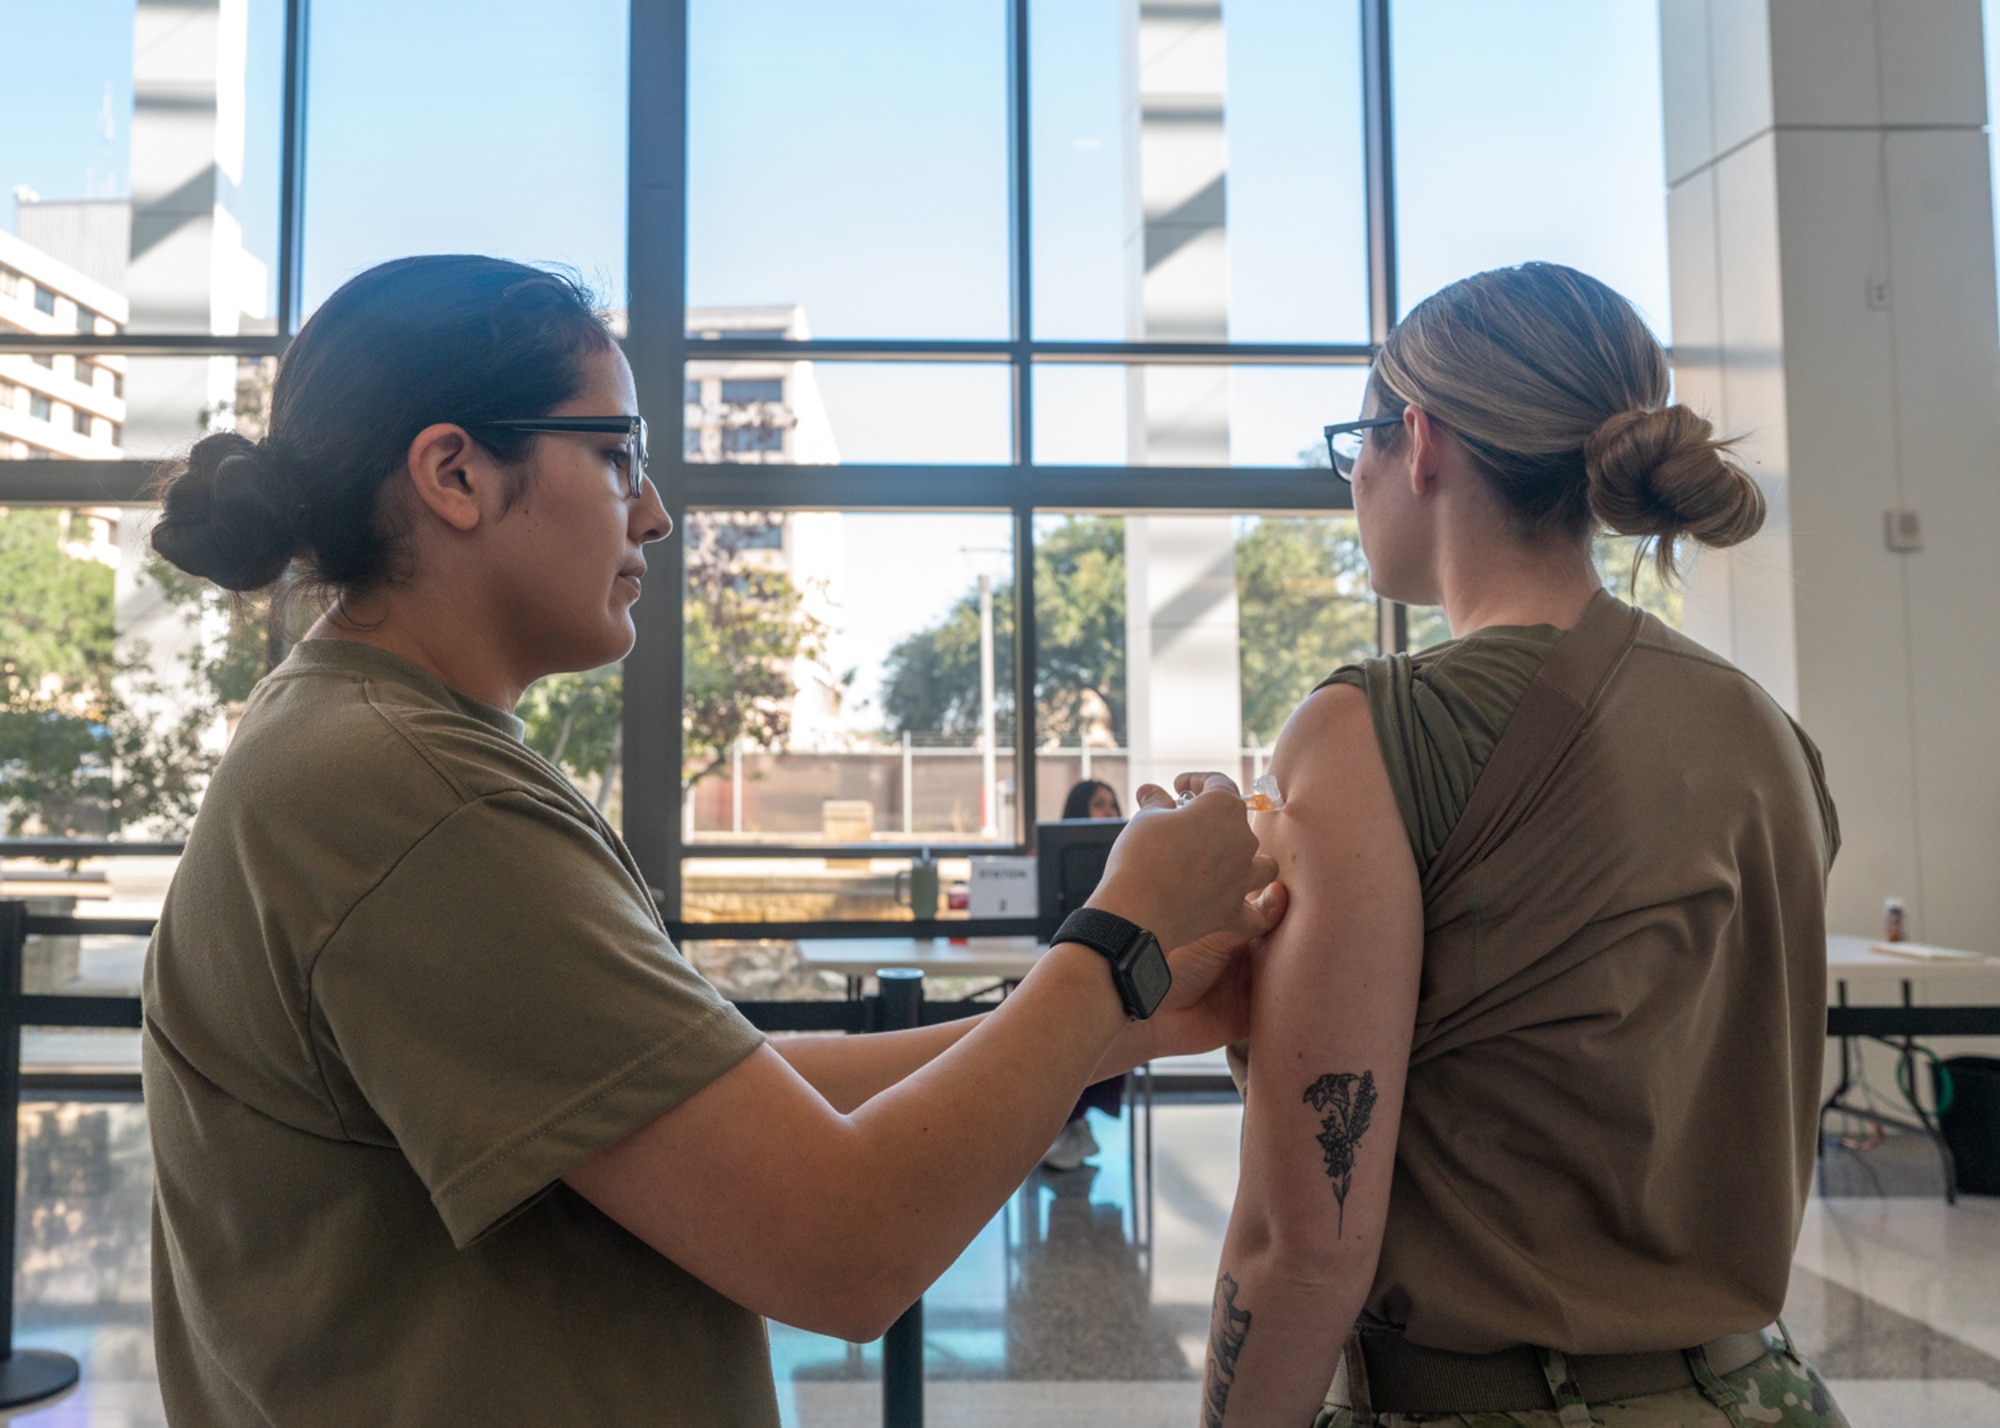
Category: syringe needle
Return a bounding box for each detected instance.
[1175,774,1286,812]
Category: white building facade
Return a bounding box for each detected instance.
[0,228,127,462]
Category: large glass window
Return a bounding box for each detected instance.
[684,360,1014,466]
[1028,0,1369,344]
[0,351,274,461]
[687,0,1011,340]
[1390,0,1671,333]
[0,0,285,338]
[683,511,1020,851]
[302,0,630,318]
[675,509,1029,928]
[0,0,1701,935]
[1034,364,1369,468]
[1033,510,1374,806]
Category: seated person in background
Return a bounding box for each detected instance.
[1203,262,1845,1428]
[1044,778,1130,1172]
[1064,778,1123,822]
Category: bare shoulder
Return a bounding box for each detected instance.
[1251,679,1419,996]
[1261,683,1397,863]
[1276,678,1372,747]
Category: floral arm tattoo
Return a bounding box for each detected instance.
[1304,1070,1378,1238]
[1202,1272,1252,1428]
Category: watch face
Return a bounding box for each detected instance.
[1124,934,1173,1017]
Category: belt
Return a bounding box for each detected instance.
[1351,1329,1770,1414]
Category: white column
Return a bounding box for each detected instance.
[1122,515,1245,798]
[125,0,251,453]
[1660,0,2000,949]
[1120,0,1244,798]
[114,0,255,831]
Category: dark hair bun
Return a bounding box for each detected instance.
[1584,405,1766,550]
[151,431,300,591]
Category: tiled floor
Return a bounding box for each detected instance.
[3,1098,1996,1426]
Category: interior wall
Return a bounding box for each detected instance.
[1660,0,2000,950]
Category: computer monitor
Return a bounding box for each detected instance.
[1036,818,1125,942]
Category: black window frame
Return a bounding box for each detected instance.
[0,0,1409,941]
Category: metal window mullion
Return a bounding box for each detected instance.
[1007,0,1041,849]
[0,458,1359,513]
[1361,0,1404,654]
[673,338,1374,364]
[1007,0,1033,466]
[683,844,1033,861]
[1361,0,1398,346]
[276,0,312,338]
[671,464,1354,513]
[0,335,287,356]
[0,461,182,504]
[626,0,690,918]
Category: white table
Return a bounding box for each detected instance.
[1827,933,1997,982]
[1822,934,2000,1203]
[797,936,1045,1000]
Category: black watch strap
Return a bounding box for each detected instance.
[1053,906,1147,961]
[1052,907,1171,1019]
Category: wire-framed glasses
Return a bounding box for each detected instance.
[1322,416,1402,483]
[473,416,650,497]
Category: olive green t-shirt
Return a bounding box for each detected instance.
[1321,624,1565,869]
[142,640,776,1427]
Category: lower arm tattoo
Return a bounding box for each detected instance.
[1304,1070,1378,1238]
[1202,1272,1252,1428]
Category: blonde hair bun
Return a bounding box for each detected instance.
[1583,405,1765,550]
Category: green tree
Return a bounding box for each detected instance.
[878,517,1126,745]
[521,665,623,804]
[877,583,1015,742]
[681,513,830,789]
[145,559,292,706]
[1234,516,1376,742]
[886,514,1384,750]
[869,515,1695,759]
[1033,517,1126,744]
[0,509,233,837]
[520,516,832,802]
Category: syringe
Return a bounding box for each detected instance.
[1177,773,1286,812]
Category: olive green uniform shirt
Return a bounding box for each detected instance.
[142,640,777,1426]
[1322,623,1564,872]
[1319,597,1838,1353]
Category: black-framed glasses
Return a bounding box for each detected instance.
[472,416,650,497]
[1322,416,1402,483]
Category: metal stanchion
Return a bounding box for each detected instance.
[876,967,924,1428]
[0,902,81,1408]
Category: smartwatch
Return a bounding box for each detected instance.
[1052,907,1173,1020]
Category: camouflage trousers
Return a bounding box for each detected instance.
[1313,1340,1848,1428]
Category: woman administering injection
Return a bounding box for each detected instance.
[138,255,1288,1427]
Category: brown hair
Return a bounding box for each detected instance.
[1370,262,1763,578]
[151,255,613,597]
